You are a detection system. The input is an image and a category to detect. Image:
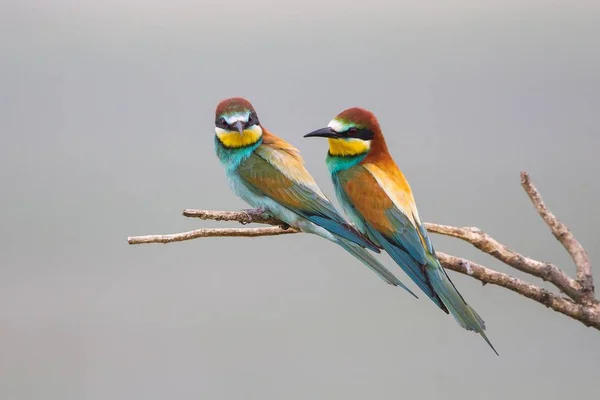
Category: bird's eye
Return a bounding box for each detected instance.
[248,114,257,125]
[347,127,358,136]
[219,117,227,127]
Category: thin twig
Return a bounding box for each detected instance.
[520,171,594,299]
[182,209,289,228]
[128,226,297,245]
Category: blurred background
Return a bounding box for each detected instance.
[1,1,599,399]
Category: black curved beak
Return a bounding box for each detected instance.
[233,121,244,135]
[303,127,339,139]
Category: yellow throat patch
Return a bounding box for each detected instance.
[216,125,263,148]
[328,138,371,156]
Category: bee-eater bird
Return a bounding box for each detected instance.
[213,97,418,293]
[304,107,497,355]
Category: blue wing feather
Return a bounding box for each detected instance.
[364,225,448,312]
[385,207,428,264]
[333,167,448,312]
[332,165,497,354]
[306,215,379,252]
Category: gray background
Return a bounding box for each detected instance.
[1,1,599,399]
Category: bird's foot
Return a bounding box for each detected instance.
[240,208,291,229]
[242,207,267,217]
[240,208,270,224]
[277,221,292,230]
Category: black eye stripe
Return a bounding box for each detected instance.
[342,127,374,140]
[216,113,260,130]
[216,117,229,129]
[246,113,260,127]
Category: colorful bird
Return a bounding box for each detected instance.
[304,107,498,355]
[213,97,417,293]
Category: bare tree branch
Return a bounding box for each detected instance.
[127,172,598,331]
[182,209,290,228]
[425,223,583,301]
[520,171,594,300]
[438,253,600,329]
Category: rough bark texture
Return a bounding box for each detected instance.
[520,172,594,301]
[127,172,598,330]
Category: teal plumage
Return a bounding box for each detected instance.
[212,97,417,294]
[305,107,498,355]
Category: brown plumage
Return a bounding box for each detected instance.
[304,106,498,354]
[215,97,256,117]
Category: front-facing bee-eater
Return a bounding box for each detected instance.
[213,97,417,293]
[304,107,498,355]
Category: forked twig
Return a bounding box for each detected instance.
[127,172,599,330]
[520,172,594,300]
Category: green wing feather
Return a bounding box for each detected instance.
[237,153,380,252]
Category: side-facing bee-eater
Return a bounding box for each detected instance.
[213,97,418,293]
[304,107,497,355]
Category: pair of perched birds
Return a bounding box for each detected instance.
[213,97,497,355]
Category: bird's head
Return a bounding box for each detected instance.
[214,97,263,148]
[304,107,382,157]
